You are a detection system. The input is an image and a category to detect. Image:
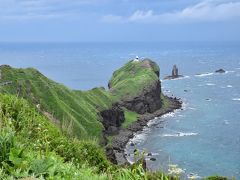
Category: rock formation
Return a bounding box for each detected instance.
[109,59,162,114]
[120,80,161,114]
[100,104,124,135]
[164,65,183,80]
[172,64,179,77]
[215,69,225,73]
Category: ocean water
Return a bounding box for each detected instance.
[0,42,240,179]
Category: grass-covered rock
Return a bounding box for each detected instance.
[109,59,162,114]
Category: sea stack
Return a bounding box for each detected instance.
[164,64,183,80]
[172,65,179,77]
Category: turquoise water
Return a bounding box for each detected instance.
[1,42,239,179]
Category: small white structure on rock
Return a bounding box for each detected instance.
[133,56,139,62]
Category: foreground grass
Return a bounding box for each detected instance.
[0,94,181,179]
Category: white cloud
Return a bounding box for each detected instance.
[0,0,101,20]
[101,0,240,23]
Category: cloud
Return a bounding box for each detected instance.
[101,0,240,23]
[0,0,101,21]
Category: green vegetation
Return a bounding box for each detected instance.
[121,109,139,128]
[0,62,234,179]
[109,59,159,100]
[0,65,115,140]
[0,94,177,179]
[0,60,160,141]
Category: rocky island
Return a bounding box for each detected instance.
[164,64,184,80]
[215,68,226,73]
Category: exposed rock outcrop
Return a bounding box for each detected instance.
[109,59,162,115]
[215,69,225,73]
[120,80,162,114]
[164,65,183,80]
[110,96,182,165]
[100,104,125,136]
[172,64,178,77]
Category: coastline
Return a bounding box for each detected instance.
[106,95,182,165]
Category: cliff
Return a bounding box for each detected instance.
[109,59,162,114]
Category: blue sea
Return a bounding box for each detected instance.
[1,42,239,179]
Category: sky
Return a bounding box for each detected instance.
[0,0,240,42]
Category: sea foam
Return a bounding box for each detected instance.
[162,132,198,137]
[195,73,214,77]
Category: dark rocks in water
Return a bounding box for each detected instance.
[147,152,152,156]
[215,69,225,73]
[130,142,135,146]
[110,96,182,166]
[184,90,188,92]
[150,157,156,161]
[172,64,178,77]
[164,65,184,80]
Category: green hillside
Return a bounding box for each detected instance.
[0,94,180,179]
[109,59,160,100]
[0,60,160,140]
[0,65,114,140]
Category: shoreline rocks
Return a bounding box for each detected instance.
[106,96,182,165]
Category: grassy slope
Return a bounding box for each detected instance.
[0,65,114,140]
[0,94,179,180]
[109,59,160,100]
[0,61,160,139]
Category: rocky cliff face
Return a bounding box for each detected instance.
[99,104,125,136]
[120,80,161,114]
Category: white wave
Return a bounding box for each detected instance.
[225,70,235,74]
[162,132,198,137]
[178,114,185,117]
[171,76,190,81]
[227,85,233,88]
[188,107,196,110]
[206,83,216,86]
[236,67,240,70]
[232,98,240,101]
[195,72,214,77]
[187,173,202,179]
[161,112,176,118]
